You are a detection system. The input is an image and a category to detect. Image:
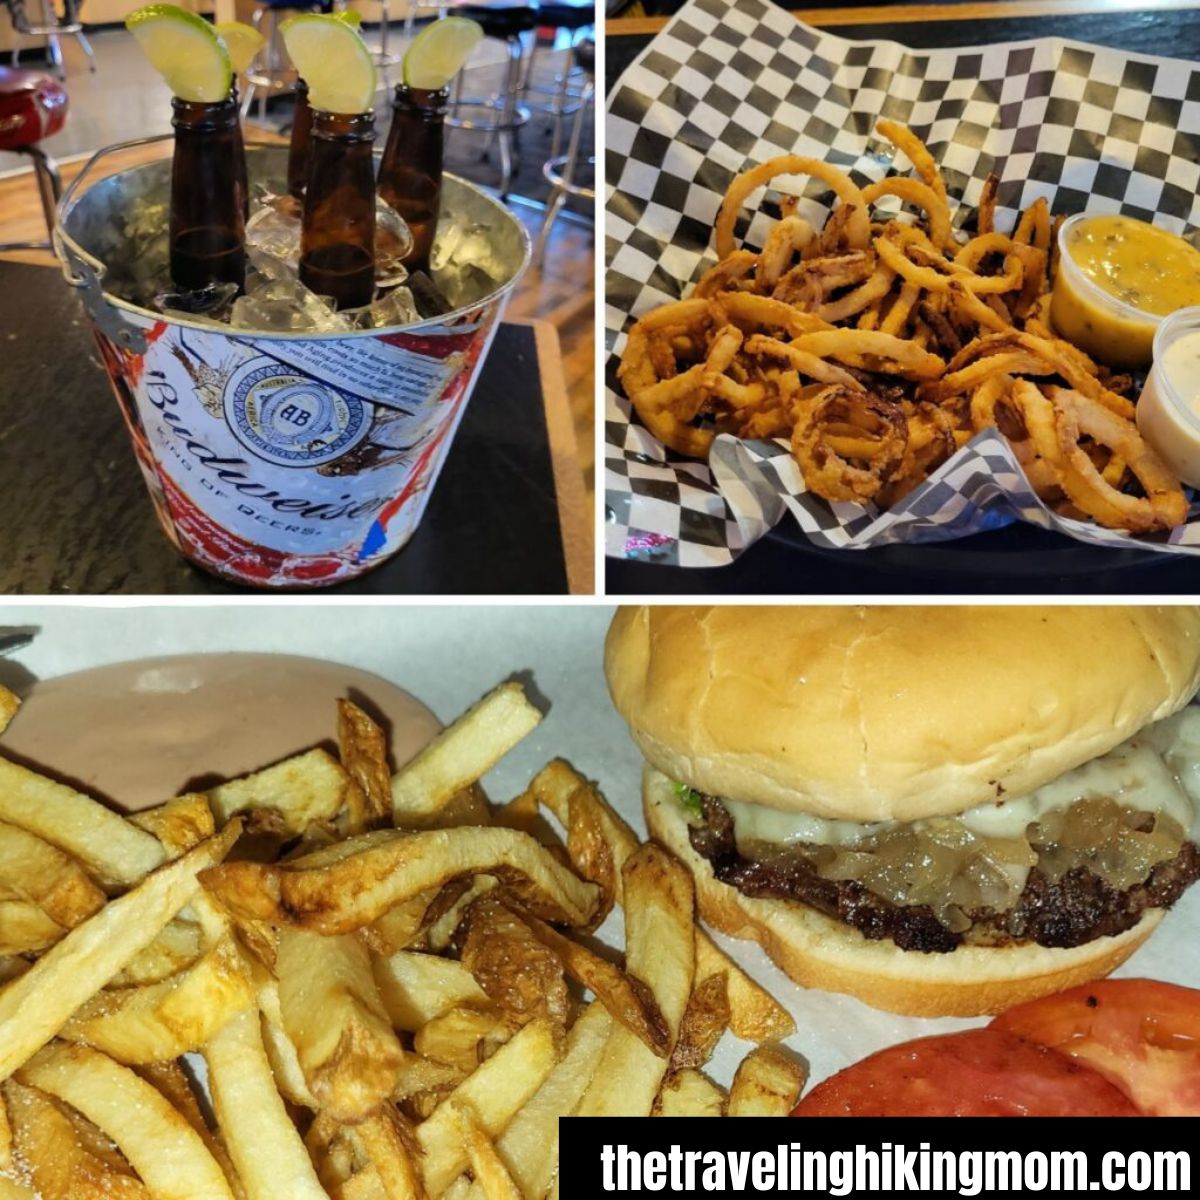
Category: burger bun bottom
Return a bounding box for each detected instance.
[643,766,1160,1018]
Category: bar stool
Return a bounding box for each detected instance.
[7,0,95,78]
[402,0,447,41]
[0,66,68,253]
[241,0,339,118]
[525,0,592,160]
[533,37,591,266]
[446,3,535,198]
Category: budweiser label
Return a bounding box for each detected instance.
[96,309,495,585]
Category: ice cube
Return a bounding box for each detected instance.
[154,281,240,318]
[342,286,418,329]
[245,204,302,279]
[430,218,502,308]
[375,197,414,289]
[228,278,350,333]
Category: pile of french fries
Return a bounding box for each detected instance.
[0,678,803,1200]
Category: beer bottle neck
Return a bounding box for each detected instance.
[391,84,448,121]
[171,95,240,133]
[311,109,376,144]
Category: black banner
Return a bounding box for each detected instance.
[560,1118,1197,1197]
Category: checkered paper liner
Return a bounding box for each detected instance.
[604,0,1200,567]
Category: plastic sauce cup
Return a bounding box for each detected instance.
[1050,214,1166,370]
[1136,307,1200,487]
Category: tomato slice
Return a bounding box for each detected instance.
[792,1028,1140,1116]
[992,979,1200,1117]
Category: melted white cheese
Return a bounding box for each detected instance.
[725,708,1200,848]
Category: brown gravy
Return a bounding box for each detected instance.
[1,654,441,811]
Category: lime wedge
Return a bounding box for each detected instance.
[126,5,232,103]
[334,9,363,27]
[280,13,376,114]
[215,20,264,75]
[403,16,483,89]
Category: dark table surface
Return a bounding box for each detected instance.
[605,0,1200,595]
[1,261,570,595]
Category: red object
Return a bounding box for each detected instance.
[0,67,68,150]
[993,979,1200,1117]
[791,1028,1140,1116]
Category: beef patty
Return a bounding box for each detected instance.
[688,794,1200,954]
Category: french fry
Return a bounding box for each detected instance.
[256,976,317,1107]
[206,749,352,833]
[205,1007,329,1200]
[576,845,695,1117]
[0,1086,10,1172]
[18,1042,236,1199]
[111,917,203,986]
[338,701,393,828]
[670,972,730,1071]
[0,1177,35,1200]
[372,951,489,1032]
[413,1007,510,1072]
[479,1001,612,1200]
[454,1102,523,1200]
[4,1078,149,1199]
[655,1069,726,1117]
[363,888,441,955]
[0,900,61,955]
[518,913,669,1056]
[693,935,795,1043]
[0,821,105,929]
[305,1111,356,1193]
[0,956,27,987]
[417,1017,558,1197]
[128,794,215,857]
[0,757,165,889]
[61,930,254,1063]
[392,684,541,823]
[424,876,498,952]
[727,1045,808,1116]
[531,760,794,1042]
[0,822,240,1083]
[457,895,570,1036]
[137,1060,243,1197]
[0,689,18,737]
[277,928,405,1121]
[392,1054,464,1102]
[201,827,599,935]
[345,1104,425,1200]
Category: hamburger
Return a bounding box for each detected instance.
[605,606,1200,1017]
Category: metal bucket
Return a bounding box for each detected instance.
[54,139,530,589]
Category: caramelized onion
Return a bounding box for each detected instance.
[790,796,1188,930]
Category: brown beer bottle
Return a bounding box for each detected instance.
[377,84,446,274]
[230,88,250,221]
[170,94,246,294]
[287,78,313,202]
[299,109,376,309]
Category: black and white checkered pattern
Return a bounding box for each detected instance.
[605,0,1200,568]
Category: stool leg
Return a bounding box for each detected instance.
[549,44,573,161]
[534,181,566,268]
[74,26,96,70]
[559,77,590,195]
[29,144,62,237]
[497,34,522,196]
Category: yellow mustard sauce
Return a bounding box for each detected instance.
[1050,214,1200,369]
